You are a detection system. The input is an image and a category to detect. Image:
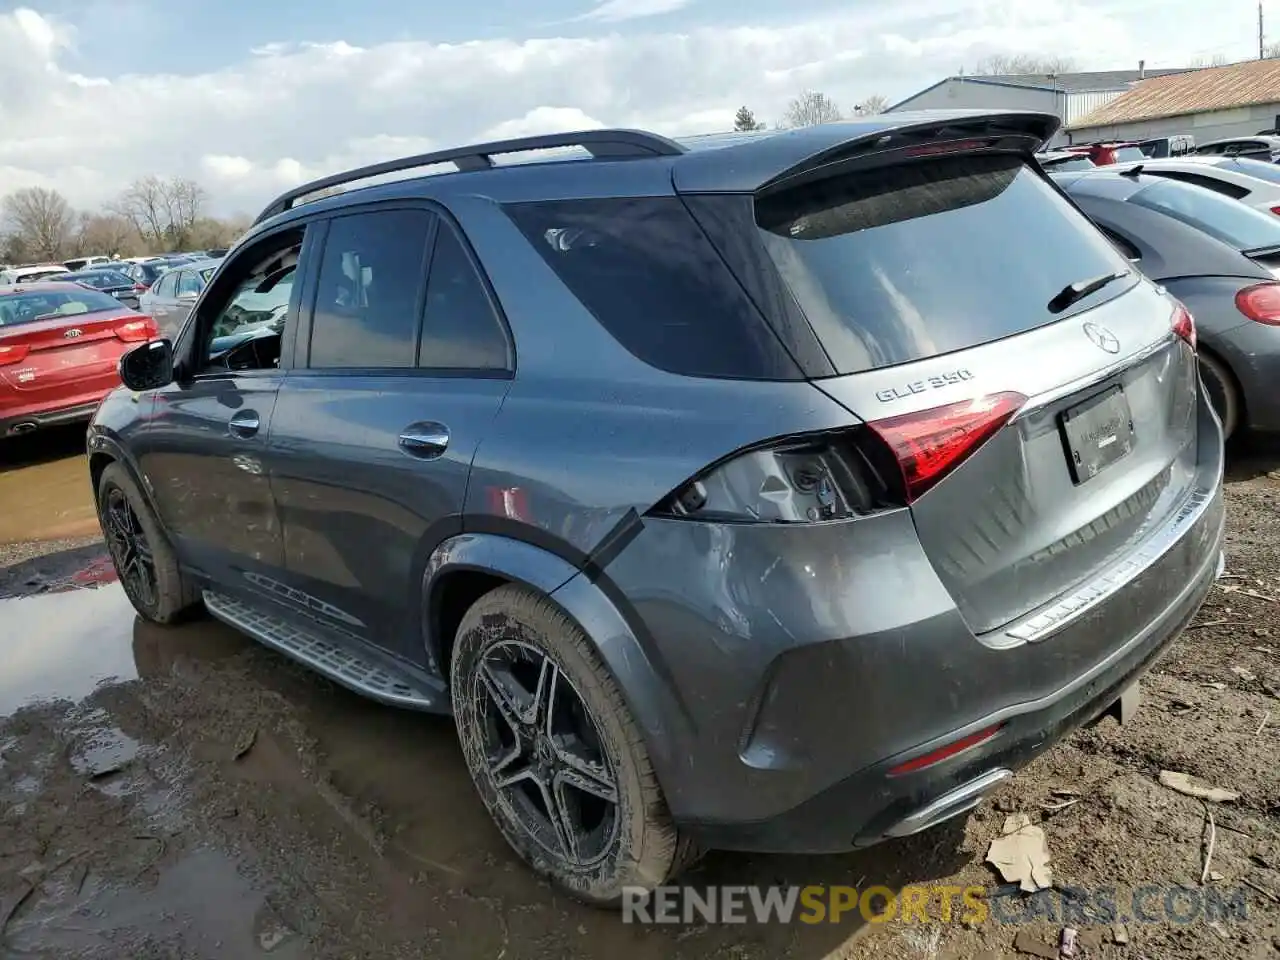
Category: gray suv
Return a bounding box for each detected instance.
[88,111,1226,905]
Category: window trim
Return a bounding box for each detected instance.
[299,199,515,379]
[176,221,314,383]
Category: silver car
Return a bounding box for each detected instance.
[138,258,220,336]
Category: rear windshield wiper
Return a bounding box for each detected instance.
[1047,270,1128,314]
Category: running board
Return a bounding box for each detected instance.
[203,590,447,712]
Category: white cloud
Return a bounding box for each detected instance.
[573,0,694,23]
[0,2,1238,216]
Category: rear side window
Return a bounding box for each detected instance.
[418,225,509,371]
[177,271,203,295]
[309,209,432,369]
[752,153,1134,374]
[1129,177,1280,251]
[505,197,800,380]
[154,272,178,298]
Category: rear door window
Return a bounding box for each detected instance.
[308,209,432,369]
[751,153,1135,374]
[1128,177,1280,250]
[154,272,178,298]
[177,271,203,296]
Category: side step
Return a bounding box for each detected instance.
[203,590,448,712]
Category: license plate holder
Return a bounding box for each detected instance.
[1060,385,1135,485]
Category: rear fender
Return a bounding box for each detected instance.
[422,531,694,797]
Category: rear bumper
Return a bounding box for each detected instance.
[1,398,103,437]
[1207,319,1280,432]
[603,395,1226,854]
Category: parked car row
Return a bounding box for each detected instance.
[1056,134,1280,167]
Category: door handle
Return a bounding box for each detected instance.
[229,410,260,438]
[398,422,449,459]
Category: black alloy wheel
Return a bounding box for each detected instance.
[475,639,620,867]
[103,485,158,612]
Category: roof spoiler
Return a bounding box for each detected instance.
[674,110,1060,194]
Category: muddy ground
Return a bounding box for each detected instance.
[2,426,1279,960]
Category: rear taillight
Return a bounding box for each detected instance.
[0,343,30,365]
[1171,301,1198,349]
[133,283,147,293]
[115,318,157,342]
[867,392,1027,503]
[1235,282,1280,326]
[651,430,898,524]
[650,392,1026,522]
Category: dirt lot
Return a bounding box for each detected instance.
[2,426,1280,959]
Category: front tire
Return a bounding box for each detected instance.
[96,462,200,624]
[451,584,696,906]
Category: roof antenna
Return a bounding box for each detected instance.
[1119,163,1144,177]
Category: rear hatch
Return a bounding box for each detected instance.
[683,147,1204,636]
[0,295,153,401]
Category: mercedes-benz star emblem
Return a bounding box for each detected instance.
[1082,321,1120,354]
[63,328,82,339]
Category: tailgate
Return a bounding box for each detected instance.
[816,281,1203,636]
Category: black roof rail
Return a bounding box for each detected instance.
[253,128,686,225]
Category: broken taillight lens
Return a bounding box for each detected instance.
[866,392,1027,503]
[1170,300,1197,349]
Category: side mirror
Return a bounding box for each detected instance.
[119,339,174,391]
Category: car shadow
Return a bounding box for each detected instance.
[0,422,89,474]
[129,613,982,957]
[1225,433,1280,483]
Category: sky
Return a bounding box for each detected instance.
[0,0,1269,216]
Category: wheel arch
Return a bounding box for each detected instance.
[422,531,696,798]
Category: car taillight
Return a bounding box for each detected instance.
[651,429,900,523]
[0,343,30,365]
[650,392,1026,522]
[133,283,147,293]
[115,318,157,342]
[866,392,1027,503]
[1235,282,1280,326]
[1171,301,1198,349]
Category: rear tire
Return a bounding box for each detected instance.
[96,462,201,624]
[1198,351,1240,440]
[450,584,697,906]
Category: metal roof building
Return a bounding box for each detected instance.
[886,68,1192,146]
[1068,59,1280,143]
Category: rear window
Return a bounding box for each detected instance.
[0,289,124,327]
[1128,177,1280,251]
[752,153,1134,374]
[505,197,800,379]
[1222,158,1280,184]
[1112,147,1146,162]
[74,270,131,288]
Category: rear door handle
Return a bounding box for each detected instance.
[398,422,449,459]
[229,411,260,438]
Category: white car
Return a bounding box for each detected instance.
[1109,155,1280,217]
[0,264,69,285]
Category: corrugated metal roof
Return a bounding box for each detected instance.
[1071,60,1280,129]
[981,68,1189,93]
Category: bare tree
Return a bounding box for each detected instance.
[1265,42,1280,59]
[73,212,142,257]
[779,91,843,129]
[110,175,208,251]
[1190,53,1230,67]
[971,54,1077,76]
[733,106,766,131]
[2,187,75,261]
[854,94,889,116]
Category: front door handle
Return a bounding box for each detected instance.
[229,410,260,438]
[398,422,449,459]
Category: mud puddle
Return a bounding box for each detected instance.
[0,424,97,546]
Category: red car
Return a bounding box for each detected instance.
[0,282,157,438]
[1064,141,1147,166]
